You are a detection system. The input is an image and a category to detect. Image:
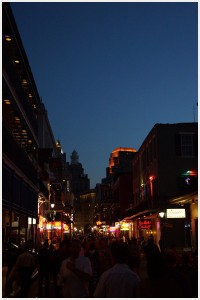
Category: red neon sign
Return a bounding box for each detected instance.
[137,219,152,230]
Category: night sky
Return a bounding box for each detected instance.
[10,1,198,188]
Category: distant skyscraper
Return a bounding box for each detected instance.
[69,150,90,197]
[102,147,137,184]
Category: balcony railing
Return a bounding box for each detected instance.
[3,43,38,137]
[2,122,38,186]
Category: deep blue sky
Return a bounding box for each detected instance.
[10,2,198,188]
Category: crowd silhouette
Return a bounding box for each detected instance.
[4,235,198,298]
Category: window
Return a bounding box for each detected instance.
[181,134,194,157]
[175,133,197,157]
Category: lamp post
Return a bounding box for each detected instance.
[50,203,55,246]
[159,211,165,253]
[63,202,73,238]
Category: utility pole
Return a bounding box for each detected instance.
[193,102,198,122]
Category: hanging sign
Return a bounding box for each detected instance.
[166,209,186,218]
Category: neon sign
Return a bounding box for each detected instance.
[137,219,152,230]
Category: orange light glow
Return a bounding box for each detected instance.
[63,224,70,231]
[112,147,137,154]
[109,147,137,172]
[4,99,11,105]
[96,221,102,226]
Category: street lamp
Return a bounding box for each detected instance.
[63,202,73,237]
[50,203,55,246]
[159,211,165,253]
[159,212,165,218]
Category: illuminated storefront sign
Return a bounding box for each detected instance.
[39,216,47,229]
[63,224,70,232]
[109,226,116,232]
[166,209,186,218]
[120,223,130,231]
[114,222,130,231]
[137,219,152,230]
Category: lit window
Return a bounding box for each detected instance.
[5,35,11,41]
[22,79,27,85]
[4,99,11,105]
[15,116,20,122]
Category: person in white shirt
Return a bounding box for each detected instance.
[57,238,92,297]
[94,241,141,298]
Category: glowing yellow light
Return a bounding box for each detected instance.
[15,60,20,64]
[96,221,102,226]
[5,35,11,41]
[22,79,27,84]
[15,116,20,122]
[4,99,11,105]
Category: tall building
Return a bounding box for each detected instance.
[102,147,137,184]
[76,190,96,234]
[2,3,73,251]
[125,122,198,250]
[69,150,90,231]
[98,147,137,226]
[69,150,90,196]
[2,2,41,253]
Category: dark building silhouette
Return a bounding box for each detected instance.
[2,2,41,254]
[2,3,75,253]
[96,147,137,226]
[69,150,90,196]
[124,122,198,250]
[69,150,90,230]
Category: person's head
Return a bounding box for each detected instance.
[23,241,30,252]
[70,239,82,258]
[147,236,154,245]
[182,251,194,265]
[110,241,129,264]
[89,242,96,251]
[98,237,106,248]
[43,239,49,249]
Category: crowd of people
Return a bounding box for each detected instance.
[4,234,198,298]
